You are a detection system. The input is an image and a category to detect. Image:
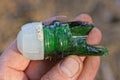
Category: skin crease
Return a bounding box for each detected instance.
[0,14,101,80]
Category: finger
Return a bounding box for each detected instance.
[41,55,83,80]
[74,14,102,62]
[0,40,30,71]
[74,14,93,62]
[74,14,93,24]
[25,15,68,80]
[25,60,56,80]
[74,14,101,80]
[78,56,100,80]
[87,27,102,45]
[0,66,28,80]
[74,14,102,45]
[0,40,30,79]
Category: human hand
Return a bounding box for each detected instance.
[0,14,102,80]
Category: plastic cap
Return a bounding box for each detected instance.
[17,22,44,60]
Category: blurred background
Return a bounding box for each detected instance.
[0,0,120,80]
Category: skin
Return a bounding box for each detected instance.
[0,14,102,80]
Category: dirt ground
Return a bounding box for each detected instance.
[0,0,120,80]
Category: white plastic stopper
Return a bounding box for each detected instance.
[17,22,44,60]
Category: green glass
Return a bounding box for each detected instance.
[43,21,108,58]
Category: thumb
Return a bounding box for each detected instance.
[41,55,83,80]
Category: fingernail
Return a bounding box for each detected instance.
[60,57,79,77]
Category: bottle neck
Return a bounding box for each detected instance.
[43,21,95,57]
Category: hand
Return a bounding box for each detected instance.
[0,14,102,80]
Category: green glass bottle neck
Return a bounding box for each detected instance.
[43,21,94,57]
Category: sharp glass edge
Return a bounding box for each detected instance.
[42,20,94,28]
